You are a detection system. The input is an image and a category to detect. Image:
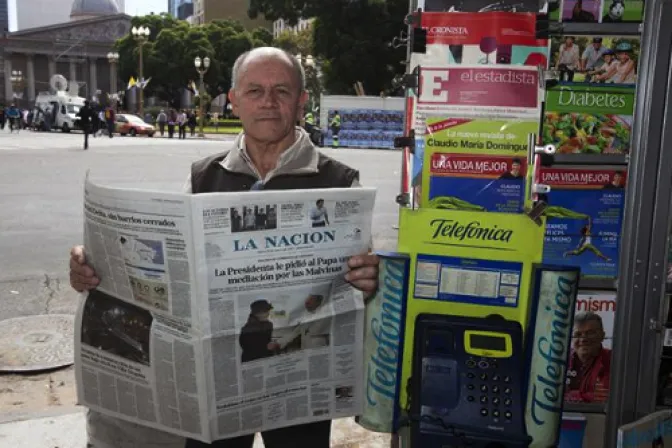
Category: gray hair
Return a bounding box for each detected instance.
[574,311,603,329]
[231,47,306,92]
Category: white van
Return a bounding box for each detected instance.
[34,92,86,133]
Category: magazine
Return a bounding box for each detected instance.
[618,410,672,448]
[543,83,636,155]
[75,177,376,442]
[540,166,626,277]
[549,35,640,84]
[564,291,616,404]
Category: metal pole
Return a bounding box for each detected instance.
[198,71,205,137]
[138,42,144,117]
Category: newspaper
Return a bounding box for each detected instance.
[75,177,376,443]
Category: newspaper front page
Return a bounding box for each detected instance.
[75,178,376,442]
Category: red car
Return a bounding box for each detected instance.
[115,114,155,137]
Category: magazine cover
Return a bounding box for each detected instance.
[413,12,549,68]
[422,117,538,212]
[543,83,636,155]
[601,0,645,22]
[549,35,640,83]
[564,291,615,404]
[617,410,672,448]
[423,0,541,12]
[540,167,626,278]
[562,0,602,22]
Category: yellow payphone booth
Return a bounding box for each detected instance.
[396,208,546,447]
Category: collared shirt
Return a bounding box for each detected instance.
[183,127,360,192]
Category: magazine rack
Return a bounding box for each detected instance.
[388,0,671,446]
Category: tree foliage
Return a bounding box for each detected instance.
[115,14,274,104]
[249,0,407,95]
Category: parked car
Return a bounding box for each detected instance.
[115,114,155,137]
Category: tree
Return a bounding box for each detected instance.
[273,27,313,55]
[115,15,269,106]
[249,0,407,95]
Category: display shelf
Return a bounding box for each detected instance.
[551,154,628,166]
[563,402,606,413]
[552,22,642,36]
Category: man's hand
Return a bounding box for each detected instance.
[345,253,380,300]
[69,245,100,293]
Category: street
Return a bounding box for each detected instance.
[0,129,401,437]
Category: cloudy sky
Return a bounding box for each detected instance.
[8,0,169,31]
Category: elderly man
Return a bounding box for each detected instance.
[69,47,380,448]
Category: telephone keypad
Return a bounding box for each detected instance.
[463,356,516,424]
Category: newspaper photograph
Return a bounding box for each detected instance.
[74,177,377,443]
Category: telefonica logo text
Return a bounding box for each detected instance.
[429,219,513,243]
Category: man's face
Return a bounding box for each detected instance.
[572,320,605,359]
[229,55,307,144]
[511,162,521,177]
[256,310,270,321]
[593,42,601,50]
[565,38,573,46]
[317,200,324,208]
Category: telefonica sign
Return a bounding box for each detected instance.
[429,219,514,243]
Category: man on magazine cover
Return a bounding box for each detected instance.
[69,47,380,448]
[565,311,612,403]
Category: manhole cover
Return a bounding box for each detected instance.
[0,314,75,372]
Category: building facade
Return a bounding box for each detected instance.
[0,13,131,105]
[16,0,124,31]
[168,0,193,20]
[192,0,272,29]
[1,0,8,34]
[272,17,313,39]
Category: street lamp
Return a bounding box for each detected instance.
[107,52,120,105]
[10,70,24,101]
[131,26,150,117]
[194,55,211,138]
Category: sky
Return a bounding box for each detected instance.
[8,0,168,31]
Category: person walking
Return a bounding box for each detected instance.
[167,109,176,138]
[157,109,167,136]
[104,105,116,138]
[0,105,6,131]
[188,110,197,136]
[68,46,380,448]
[76,100,95,150]
[6,104,21,133]
[330,110,341,148]
[177,109,187,139]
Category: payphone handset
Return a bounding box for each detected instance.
[411,314,531,448]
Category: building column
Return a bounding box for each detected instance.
[69,60,77,85]
[48,56,56,80]
[4,56,13,102]
[109,61,117,95]
[26,54,36,101]
[89,58,98,98]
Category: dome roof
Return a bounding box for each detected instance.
[70,0,120,18]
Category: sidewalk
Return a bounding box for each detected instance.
[0,407,391,447]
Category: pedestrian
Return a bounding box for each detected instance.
[330,110,341,148]
[178,109,187,139]
[76,100,95,150]
[0,105,6,130]
[188,110,197,136]
[91,108,100,138]
[68,46,380,448]
[104,105,116,138]
[157,109,167,136]
[167,109,176,138]
[6,103,20,133]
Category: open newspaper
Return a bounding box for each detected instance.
[75,177,376,443]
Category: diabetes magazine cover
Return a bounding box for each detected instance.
[422,117,538,213]
[546,0,644,22]
[539,167,626,278]
[543,83,635,155]
[564,291,615,404]
[550,35,639,84]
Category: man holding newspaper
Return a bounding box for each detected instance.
[69,47,379,448]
